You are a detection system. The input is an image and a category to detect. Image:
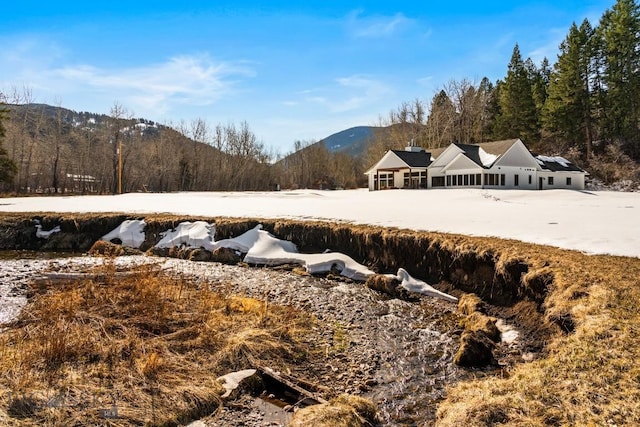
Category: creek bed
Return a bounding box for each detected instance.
[1,254,472,426]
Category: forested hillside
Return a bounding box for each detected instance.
[1,0,639,193]
[0,101,277,193]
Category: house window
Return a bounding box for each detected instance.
[378,172,394,189]
[446,175,451,186]
[548,176,554,186]
[477,174,482,185]
[470,174,475,186]
[452,175,457,186]
[528,175,532,185]
[514,174,519,186]
[458,175,463,186]
[566,177,572,186]
[500,174,505,186]
[432,176,445,187]
[464,175,469,186]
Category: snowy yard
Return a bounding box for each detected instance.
[0,188,638,258]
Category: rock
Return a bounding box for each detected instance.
[146,246,170,257]
[88,240,125,256]
[457,293,485,315]
[463,312,501,343]
[365,274,416,300]
[188,248,212,262]
[453,330,497,367]
[88,240,141,256]
[211,247,242,264]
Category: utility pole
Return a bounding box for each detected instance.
[118,140,122,194]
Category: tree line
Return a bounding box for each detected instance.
[366,0,640,183]
[0,91,364,193]
[0,90,280,193]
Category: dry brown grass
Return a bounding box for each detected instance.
[289,393,378,427]
[437,248,640,426]
[0,261,314,426]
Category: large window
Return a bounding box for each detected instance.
[432,176,445,187]
[375,172,394,189]
[403,171,426,188]
[548,176,554,185]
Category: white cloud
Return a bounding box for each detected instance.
[527,28,566,64]
[47,54,254,114]
[301,75,391,113]
[0,37,254,116]
[347,10,413,38]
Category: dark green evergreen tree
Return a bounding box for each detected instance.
[543,20,596,157]
[494,44,540,143]
[598,0,640,159]
[528,57,551,125]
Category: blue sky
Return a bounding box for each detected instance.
[1,1,615,154]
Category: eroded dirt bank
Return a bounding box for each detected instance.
[0,213,565,425]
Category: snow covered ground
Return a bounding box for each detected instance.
[0,188,638,258]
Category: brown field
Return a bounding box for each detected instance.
[0,261,315,426]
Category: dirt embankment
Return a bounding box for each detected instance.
[0,212,562,355]
[5,212,608,426]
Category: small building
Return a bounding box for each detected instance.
[365,138,587,191]
[364,145,433,190]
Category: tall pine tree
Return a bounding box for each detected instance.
[494,44,540,143]
[598,0,640,159]
[543,20,596,157]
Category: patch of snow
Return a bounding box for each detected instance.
[216,369,257,398]
[101,219,146,248]
[155,221,215,250]
[536,155,570,168]
[395,268,457,303]
[478,148,498,167]
[496,319,519,343]
[214,225,375,281]
[33,220,61,239]
[212,224,268,253]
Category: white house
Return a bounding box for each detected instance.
[365,138,587,191]
[364,145,433,190]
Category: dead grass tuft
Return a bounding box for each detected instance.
[0,261,313,426]
[289,393,378,427]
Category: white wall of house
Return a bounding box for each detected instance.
[537,171,585,190]
[487,166,538,189]
[428,147,466,188]
[365,151,406,190]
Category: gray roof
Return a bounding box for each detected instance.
[391,149,433,168]
[454,143,486,167]
[533,154,586,172]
